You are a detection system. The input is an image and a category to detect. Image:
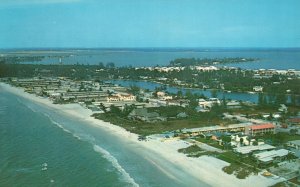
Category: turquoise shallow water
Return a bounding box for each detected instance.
[0,90,131,187]
[0,87,208,187]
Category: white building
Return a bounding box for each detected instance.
[106,93,136,102]
[254,149,289,164]
[253,86,263,92]
[198,98,220,109]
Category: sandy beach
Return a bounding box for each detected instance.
[0,82,284,187]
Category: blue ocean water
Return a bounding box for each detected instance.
[4,48,300,70]
[0,87,208,187]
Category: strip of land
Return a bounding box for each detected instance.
[0,82,284,187]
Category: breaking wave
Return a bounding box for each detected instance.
[93,145,139,187]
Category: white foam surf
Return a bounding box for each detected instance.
[49,119,72,134]
[93,145,139,187]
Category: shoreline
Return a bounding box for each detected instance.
[0,82,284,187]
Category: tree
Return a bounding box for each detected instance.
[110,105,121,114]
[291,94,296,106]
[252,141,258,146]
[240,138,244,146]
[98,62,105,69]
[99,103,106,113]
[128,85,140,95]
[275,94,287,105]
[222,95,226,108]
[258,93,264,106]
[107,90,113,96]
[185,90,193,99]
[79,83,84,91]
[177,90,183,98]
[211,89,218,98]
[122,104,135,117]
[106,62,115,69]
[290,129,298,135]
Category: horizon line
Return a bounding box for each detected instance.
[1,47,300,50]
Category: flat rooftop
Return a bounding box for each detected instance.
[254,149,289,163]
[234,144,275,154]
[182,123,253,133]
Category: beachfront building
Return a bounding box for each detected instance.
[233,144,276,155]
[253,149,290,165]
[181,123,253,137]
[245,123,275,136]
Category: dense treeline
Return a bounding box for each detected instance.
[0,63,299,96]
[0,63,109,80]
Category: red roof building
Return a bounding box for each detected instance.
[245,123,275,136]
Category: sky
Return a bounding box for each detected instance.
[0,0,300,48]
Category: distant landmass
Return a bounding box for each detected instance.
[169,57,258,67]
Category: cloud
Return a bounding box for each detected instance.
[0,0,81,6]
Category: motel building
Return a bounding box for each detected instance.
[107,93,136,102]
[245,123,275,136]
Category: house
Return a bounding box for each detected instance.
[278,104,288,113]
[245,123,275,136]
[226,100,241,109]
[198,98,220,109]
[49,92,61,99]
[149,99,167,107]
[177,112,188,118]
[167,100,188,107]
[156,91,165,97]
[253,149,289,164]
[286,140,300,150]
[195,106,210,113]
[253,86,263,92]
[209,98,221,105]
[160,95,173,100]
[198,99,209,108]
[128,108,166,123]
